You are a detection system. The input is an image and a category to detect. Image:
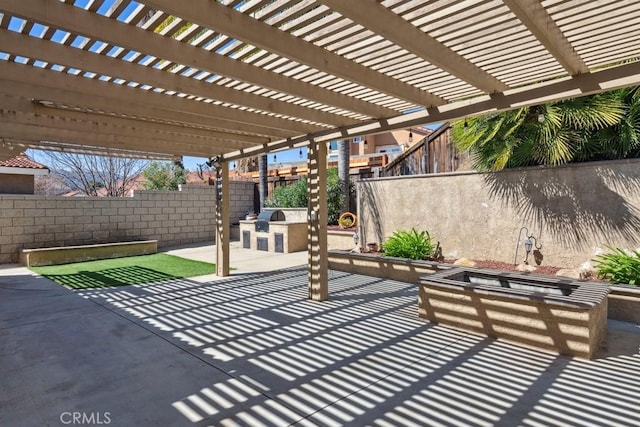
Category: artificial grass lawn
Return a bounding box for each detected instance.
[30,253,216,290]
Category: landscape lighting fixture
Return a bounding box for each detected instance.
[524,237,533,254]
[408,130,413,143]
[353,231,359,246]
[538,113,545,123]
[514,226,541,265]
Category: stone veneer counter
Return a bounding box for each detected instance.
[239,220,306,253]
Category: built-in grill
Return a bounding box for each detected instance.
[255,209,285,232]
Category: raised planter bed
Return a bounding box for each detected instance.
[328,250,452,283]
[419,267,610,359]
[327,229,357,251]
[19,240,158,267]
[608,284,640,324]
[329,250,638,341]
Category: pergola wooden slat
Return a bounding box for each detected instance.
[2,0,636,161]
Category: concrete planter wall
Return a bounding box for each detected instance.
[329,250,640,326]
[19,240,158,267]
[327,229,357,251]
[608,285,640,324]
[328,250,451,283]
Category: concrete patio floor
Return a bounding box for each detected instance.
[1,247,639,426]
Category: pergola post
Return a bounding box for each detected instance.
[307,140,328,301]
[216,161,230,277]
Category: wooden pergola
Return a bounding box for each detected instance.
[1,0,640,299]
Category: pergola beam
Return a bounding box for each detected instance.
[0,29,361,128]
[0,96,264,145]
[320,0,509,93]
[0,0,398,119]
[0,61,317,136]
[0,87,296,140]
[0,123,221,157]
[145,0,446,108]
[503,0,589,75]
[222,60,640,161]
[0,110,256,150]
[21,141,177,161]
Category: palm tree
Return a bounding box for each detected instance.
[589,86,640,161]
[452,88,639,170]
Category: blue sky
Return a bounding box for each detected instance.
[183,147,307,170]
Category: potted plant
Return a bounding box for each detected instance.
[338,212,357,229]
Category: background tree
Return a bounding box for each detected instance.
[30,150,148,196]
[142,160,187,190]
[33,175,70,196]
[195,162,215,184]
[452,87,640,170]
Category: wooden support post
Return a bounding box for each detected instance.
[307,140,328,301]
[216,161,230,277]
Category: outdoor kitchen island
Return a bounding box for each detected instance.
[239,209,307,253]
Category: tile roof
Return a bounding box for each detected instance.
[0,152,48,170]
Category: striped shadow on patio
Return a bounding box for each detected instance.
[80,267,640,427]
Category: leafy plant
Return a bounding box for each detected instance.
[338,217,353,228]
[452,87,640,170]
[593,246,640,286]
[382,228,435,260]
[265,168,353,224]
[269,178,309,208]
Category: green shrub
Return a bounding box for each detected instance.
[593,246,640,286]
[265,167,353,225]
[382,228,435,260]
[268,178,308,208]
[326,168,348,225]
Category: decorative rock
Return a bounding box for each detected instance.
[578,261,595,279]
[556,268,582,279]
[516,263,537,273]
[453,258,477,267]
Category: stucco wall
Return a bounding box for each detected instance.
[0,182,254,263]
[0,174,34,194]
[357,159,640,268]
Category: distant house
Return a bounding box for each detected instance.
[0,152,49,194]
[229,128,432,197]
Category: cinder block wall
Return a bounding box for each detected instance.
[357,159,640,268]
[0,182,254,263]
